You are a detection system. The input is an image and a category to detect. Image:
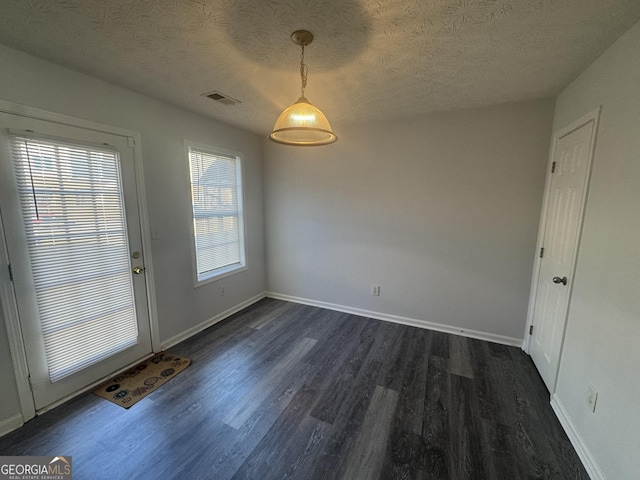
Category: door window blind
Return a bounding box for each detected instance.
[188,147,244,282]
[10,135,139,382]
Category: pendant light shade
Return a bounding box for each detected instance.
[269,96,337,146]
[269,30,337,146]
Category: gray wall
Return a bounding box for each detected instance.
[551,20,640,480]
[264,100,554,342]
[0,45,266,427]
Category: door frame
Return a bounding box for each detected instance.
[0,100,160,422]
[522,107,601,385]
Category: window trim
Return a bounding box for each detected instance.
[185,140,248,288]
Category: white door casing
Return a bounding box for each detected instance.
[525,109,599,393]
[0,109,157,412]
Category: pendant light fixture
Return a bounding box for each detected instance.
[269,30,337,146]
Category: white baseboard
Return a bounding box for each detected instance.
[265,292,522,347]
[551,395,605,480]
[161,293,266,350]
[0,413,23,438]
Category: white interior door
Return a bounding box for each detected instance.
[529,118,596,392]
[0,112,152,411]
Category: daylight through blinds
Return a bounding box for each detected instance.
[188,148,242,281]
[10,135,139,382]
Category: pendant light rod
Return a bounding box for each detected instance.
[300,44,307,98]
[292,30,313,98]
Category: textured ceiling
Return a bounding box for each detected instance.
[1,0,639,136]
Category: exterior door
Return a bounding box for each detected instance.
[529,118,596,392]
[0,112,152,411]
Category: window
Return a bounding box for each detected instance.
[187,143,246,284]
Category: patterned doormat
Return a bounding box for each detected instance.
[93,352,190,408]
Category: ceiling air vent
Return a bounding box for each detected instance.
[202,91,241,106]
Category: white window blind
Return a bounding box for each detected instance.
[188,146,244,282]
[10,135,139,382]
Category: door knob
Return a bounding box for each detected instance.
[132,266,145,275]
[552,276,568,285]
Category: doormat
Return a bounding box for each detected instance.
[93,352,190,408]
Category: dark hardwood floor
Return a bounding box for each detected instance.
[0,298,588,479]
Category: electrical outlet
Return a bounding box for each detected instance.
[371,285,380,296]
[586,384,598,412]
[220,285,225,296]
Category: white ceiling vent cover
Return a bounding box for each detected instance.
[203,91,241,106]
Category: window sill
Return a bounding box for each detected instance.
[194,264,247,288]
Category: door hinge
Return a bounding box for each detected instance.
[127,137,136,148]
[529,325,534,335]
[8,264,13,281]
[27,375,33,391]
[551,161,556,173]
[539,247,544,258]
